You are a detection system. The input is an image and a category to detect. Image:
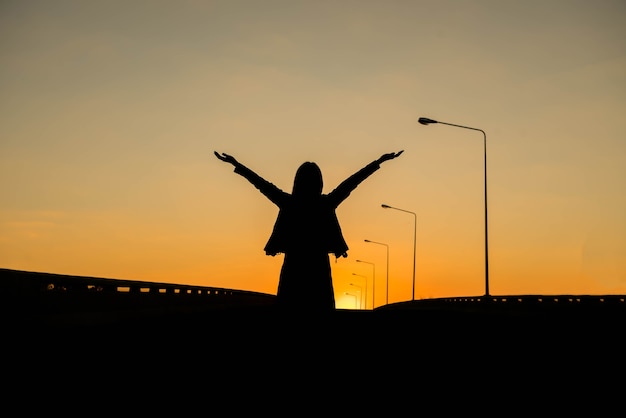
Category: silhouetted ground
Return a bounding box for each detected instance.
[4,303,625,408]
[8,302,624,354]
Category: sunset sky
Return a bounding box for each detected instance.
[1,0,625,309]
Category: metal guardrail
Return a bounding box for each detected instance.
[0,268,276,322]
[0,268,270,296]
[376,294,626,317]
[427,295,625,304]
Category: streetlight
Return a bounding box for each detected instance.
[381,204,416,301]
[418,116,490,297]
[344,292,357,309]
[356,260,375,309]
[364,239,389,305]
[349,283,363,309]
[352,273,368,310]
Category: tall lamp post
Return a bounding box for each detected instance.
[418,116,490,297]
[381,204,416,301]
[364,239,389,305]
[356,260,375,309]
[351,273,368,310]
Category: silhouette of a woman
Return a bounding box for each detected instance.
[214,150,403,312]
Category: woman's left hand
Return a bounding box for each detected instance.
[378,150,404,163]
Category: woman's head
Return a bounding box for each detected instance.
[292,162,323,197]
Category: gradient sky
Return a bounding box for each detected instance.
[1,0,625,309]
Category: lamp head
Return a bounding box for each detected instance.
[418,117,438,125]
[381,204,391,209]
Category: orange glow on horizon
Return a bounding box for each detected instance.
[1,1,624,299]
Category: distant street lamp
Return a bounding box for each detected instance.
[344,292,357,309]
[418,116,490,297]
[381,204,416,301]
[349,283,363,309]
[364,239,389,305]
[352,273,368,310]
[356,260,375,309]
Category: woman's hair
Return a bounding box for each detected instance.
[292,162,323,197]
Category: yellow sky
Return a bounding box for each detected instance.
[1,0,625,308]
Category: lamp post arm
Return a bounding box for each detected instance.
[437,121,485,137]
[388,207,414,216]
